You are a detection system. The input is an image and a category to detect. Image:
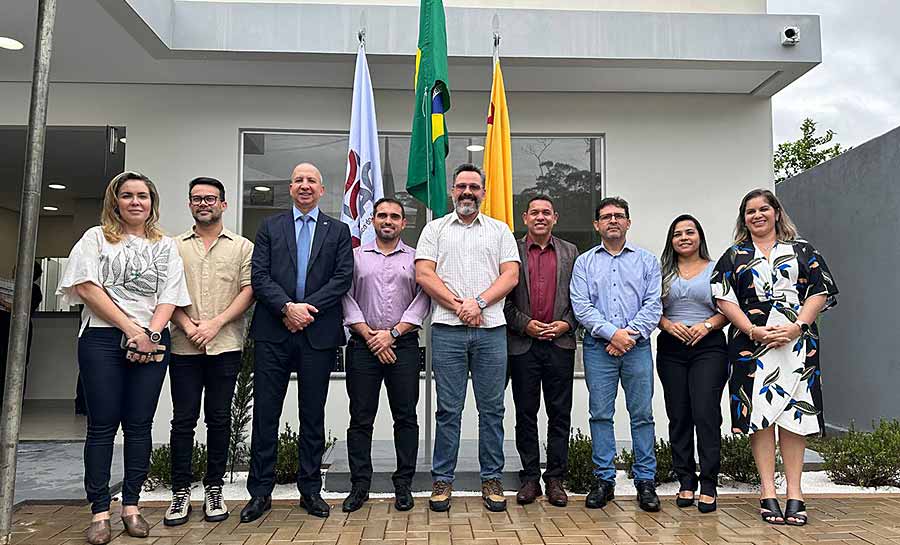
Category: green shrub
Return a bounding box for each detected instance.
[617,438,677,484]
[719,433,783,486]
[817,420,900,488]
[274,423,339,485]
[144,442,208,491]
[228,336,254,482]
[565,428,595,493]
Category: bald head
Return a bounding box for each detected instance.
[289,162,325,213]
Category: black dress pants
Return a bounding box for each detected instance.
[656,330,728,497]
[169,350,242,489]
[509,340,575,483]
[345,333,420,490]
[247,332,334,497]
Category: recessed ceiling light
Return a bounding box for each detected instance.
[119,137,126,144]
[253,186,271,192]
[48,183,66,190]
[466,144,484,152]
[42,206,58,212]
[0,37,25,51]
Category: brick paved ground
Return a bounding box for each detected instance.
[9,495,900,545]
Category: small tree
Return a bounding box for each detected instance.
[774,118,847,184]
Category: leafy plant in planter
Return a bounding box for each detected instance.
[617,438,677,484]
[816,420,900,488]
[274,423,339,485]
[719,433,783,486]
[144,442,208,491]
[227,336,255,482]
[565,428,594,493]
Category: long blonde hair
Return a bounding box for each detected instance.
[733,188,799,244]
[100,171,164,243]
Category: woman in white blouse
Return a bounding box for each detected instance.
[58,172,191,544]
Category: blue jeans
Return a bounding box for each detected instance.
[431,324,506,482]
[583,336,657,483]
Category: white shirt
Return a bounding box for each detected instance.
[57,226,192,335]
[415,212,520,328]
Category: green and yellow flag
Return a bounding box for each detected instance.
[480,58,513,229]
[406,0,451,216]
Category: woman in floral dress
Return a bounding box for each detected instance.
[712,189,837,527]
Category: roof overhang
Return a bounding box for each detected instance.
[1,0,821,96]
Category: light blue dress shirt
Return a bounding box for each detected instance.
[570,240,662,341]
[292,205,319,258]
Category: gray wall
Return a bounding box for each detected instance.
[778,126,900,432]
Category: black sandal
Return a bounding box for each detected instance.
[784,499,808,526]
[759,498,785,525]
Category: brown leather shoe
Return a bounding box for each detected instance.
[545,479,568,507]
[516,480,542,504]
[86,519,111,545]
[122,513,150,537]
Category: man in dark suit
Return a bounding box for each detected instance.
[503,195,578,507]
[240,163,353,521]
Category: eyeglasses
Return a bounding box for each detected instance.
[597,213,627,222]
[453,183,483,192]
[190,195,220,205]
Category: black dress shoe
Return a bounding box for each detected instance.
[585,479,615,509]
[300,493,331,518]
[341,486,369,513]
[394,484,414,512]
[240,496,271,523]
[636,480,661,512]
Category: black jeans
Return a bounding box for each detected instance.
[169,351,242,489]
[509,340,575,484]
[77,327,170,513]
[247,332,334,497]
[345,333,420,490]
[656,329,728,497]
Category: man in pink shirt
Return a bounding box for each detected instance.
[341,198,430,513]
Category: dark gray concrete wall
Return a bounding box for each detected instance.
[778,126,900,431]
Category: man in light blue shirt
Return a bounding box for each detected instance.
[570,196,662,512]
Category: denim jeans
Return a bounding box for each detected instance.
[169,351,242,489]
[582,335,656,483]
[78,327,170,514]
[431,325,507,482]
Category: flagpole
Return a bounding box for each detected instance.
[492,14,500,66]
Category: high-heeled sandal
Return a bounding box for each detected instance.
[784,499,808,526]
[760,498,785,525]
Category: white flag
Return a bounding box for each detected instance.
[342,43,384,247]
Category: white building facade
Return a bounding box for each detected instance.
[0,0,820,448]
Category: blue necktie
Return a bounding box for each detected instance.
[296,215,311,300]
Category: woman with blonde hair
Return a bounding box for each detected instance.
[711,189,837,527]
[58,172,191,544]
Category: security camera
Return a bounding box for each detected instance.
[782,26,800,46]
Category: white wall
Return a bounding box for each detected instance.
[185,0,767,13]
[0,81,772,445]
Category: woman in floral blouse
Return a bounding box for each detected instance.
[58,172,191,544]
[712,189,837,527]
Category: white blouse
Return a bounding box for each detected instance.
[57,226,192,336]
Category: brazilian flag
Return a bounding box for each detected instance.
[406,0,450,216]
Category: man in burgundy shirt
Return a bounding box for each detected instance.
[503,195,579,506]
[341,198,430,513]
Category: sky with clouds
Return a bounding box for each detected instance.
[768,0,900,149]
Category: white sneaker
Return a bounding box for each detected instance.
[164,487,192,526]
[204,484,229,522]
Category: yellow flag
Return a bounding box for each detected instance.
[480,59,513,229]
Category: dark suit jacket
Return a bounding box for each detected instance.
[249,209,353,349]
[503,235,578,356]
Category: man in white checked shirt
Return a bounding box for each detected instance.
[415,163,520,513]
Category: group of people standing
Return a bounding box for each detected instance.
[54,161,837,545]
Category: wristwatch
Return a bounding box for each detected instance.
[281,302,291,315]
[703,321,713,330]
[390,327,401,339]
[795,320,810,334]
[475,295,488,310]
[143,327,162,343]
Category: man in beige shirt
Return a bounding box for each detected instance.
[165,177,254,526]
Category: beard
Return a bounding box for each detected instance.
[193,209,223,225]
[453,194,481,216]
[376,226,400,241]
